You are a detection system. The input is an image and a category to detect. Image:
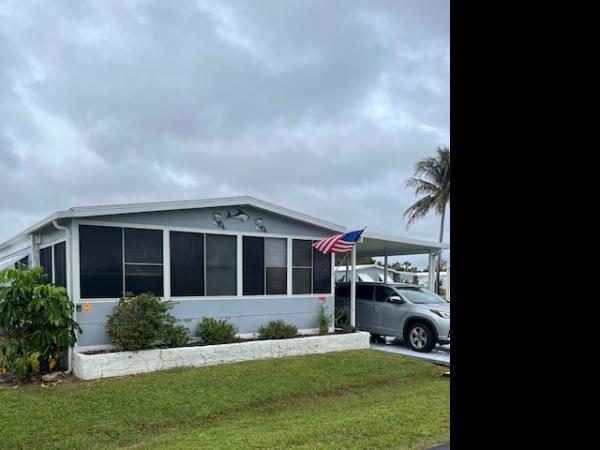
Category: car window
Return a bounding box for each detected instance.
[397,287,447,304]
[374,286,395,302]
[356,285,374,301]
[336,284,350,297]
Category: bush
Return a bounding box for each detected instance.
[161,322,190,348]
[195,317,238,345]
[318,304,331,335]
[106,293,188,351]
[0,267,81,380]
[257,320,298,340]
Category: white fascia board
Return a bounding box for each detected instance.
[363,231,450,250]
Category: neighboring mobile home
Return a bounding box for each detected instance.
[334,265,417,284]
[0,197,342,350]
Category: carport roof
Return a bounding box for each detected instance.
[356,231,448,257]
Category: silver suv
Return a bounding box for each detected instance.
[335,282,450,352]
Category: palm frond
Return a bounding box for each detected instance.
[403,195,437,229]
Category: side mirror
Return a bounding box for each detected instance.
[388,295,404,304]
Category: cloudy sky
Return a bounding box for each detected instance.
[0,0,449,269]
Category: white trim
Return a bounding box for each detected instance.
[237,234,243,297]
[287,238,293,296]
[163,230,171,299]
[72,220,81,303]
[77,294,333,303]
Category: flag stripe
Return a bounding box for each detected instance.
[312,229,365,255]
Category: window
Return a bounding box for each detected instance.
[292,239,332,295]
[312,246,331,294]
[356,285,374,301]
[170,231,204,296]
[14,255,28,270]
[374,286,395,302]
[335,284,350,298]
[124,228,163,296]
[206,234,237,296]
[243,236,264,295]
[53,241,67,288]
[80,225,123,298]
[39,246,53,283]
[292,239,312,294]
[266,238,287,294]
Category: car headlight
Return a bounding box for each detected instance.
[430,309,450,319]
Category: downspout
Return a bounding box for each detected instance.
[52,220,74,374]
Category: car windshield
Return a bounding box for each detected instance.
[397,287,448,304]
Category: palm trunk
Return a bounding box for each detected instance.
[436,204,446,294]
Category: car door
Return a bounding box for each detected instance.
[355,284,376,331]
[374,286,406,336]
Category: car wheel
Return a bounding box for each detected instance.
[407,323,436,353]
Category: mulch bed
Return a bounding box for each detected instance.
[0,370,78,388]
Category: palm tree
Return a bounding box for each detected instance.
[403,147,450,293]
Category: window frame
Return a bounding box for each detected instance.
[76,219,335,301]
[39,239,67,287]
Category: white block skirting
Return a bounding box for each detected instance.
[72,331,370,380]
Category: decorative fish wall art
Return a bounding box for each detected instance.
[210,208,267,232]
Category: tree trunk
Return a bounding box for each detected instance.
[436,204,446,294]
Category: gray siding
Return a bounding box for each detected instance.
[88,205,333,238]
[76,296,334,347]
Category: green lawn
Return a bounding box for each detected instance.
[0,350,449,450]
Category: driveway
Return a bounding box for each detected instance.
[370,337,450,366]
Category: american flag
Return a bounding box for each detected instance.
[312,229,365,255]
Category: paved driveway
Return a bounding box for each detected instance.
[370,337,450,366]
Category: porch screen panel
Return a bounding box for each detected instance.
[170,231,204,296]
[53,241,67,288]
[243,236,264,295]
[312,245,332,294]
[124,228,164,297]
[266,238,287,295]
[79,225,123,298]
[206,234,237,296]
[39,246,53,283]
[292,239,312,294]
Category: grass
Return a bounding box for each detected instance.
[0,350,449,449]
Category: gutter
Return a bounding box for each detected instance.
[52,220,75,375]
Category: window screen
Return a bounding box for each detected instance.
[266,238,287,294]
[170,231,204,296]
[124,228,163,296]
[53,241,67,288]
[80,225,123,298]
[243,236,264,295]
[39,246,53,283]
[312,246,331,294]
[206,234,237,296]
[292,239,312,294]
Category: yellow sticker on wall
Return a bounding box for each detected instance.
[82,303,92,313]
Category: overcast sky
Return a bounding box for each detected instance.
[0,0,449,269]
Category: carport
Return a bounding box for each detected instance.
[343,231,450,326]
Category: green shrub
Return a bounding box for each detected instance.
[0,267,81,380]
[195,317,238,345]
[161,322,190,348]
[257,320,298,340]
[106,293,187,351]
[318,304,331,335]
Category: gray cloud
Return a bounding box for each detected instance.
[0,0,449,267]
